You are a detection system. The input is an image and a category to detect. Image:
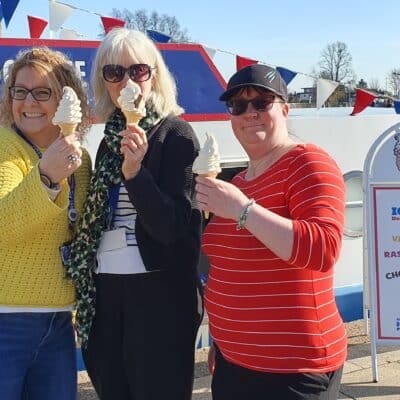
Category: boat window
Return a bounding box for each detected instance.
[343,170,363,238]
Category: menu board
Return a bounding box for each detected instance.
[372,186,400,340]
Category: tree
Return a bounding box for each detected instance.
[357,79,368,89]
[368,78,380,91]
[318,41,355,83]
[387,69,400,98]
[110,8,190,43]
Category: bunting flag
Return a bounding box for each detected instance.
[394,100,400,115]
[59,27,82,40]
[49,1,74,31]
[276,66,297,85]
[100,16,125,34]
[0,3,3,21]
[203,45,216,61]
[236,55,257,71]
[350,89,377,116]
[146,29,171,43]
[316,78,340,109]
[27,15,47,39]
[2,0,20,27]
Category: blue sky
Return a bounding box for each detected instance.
[2,0,400,92]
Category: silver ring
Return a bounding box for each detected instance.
[67,154,78,163]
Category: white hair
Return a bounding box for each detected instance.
[92,28,184,121]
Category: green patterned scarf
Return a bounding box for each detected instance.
[65,107,160,347]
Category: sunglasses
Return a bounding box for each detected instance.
[102,63,154,83]
[226,95,284,116]
[9,86,52,102]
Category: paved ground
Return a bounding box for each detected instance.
[78,319,400,399]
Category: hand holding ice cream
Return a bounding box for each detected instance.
[193,133,221,218]
[118,80,146,125]
[52,86,82,136]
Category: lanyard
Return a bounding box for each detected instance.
[106,184,120,229]
[13,125,77,229]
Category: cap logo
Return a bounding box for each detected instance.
[265,70,276,82]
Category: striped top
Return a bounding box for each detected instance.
[113,184,138,247]
[203,144,347,373]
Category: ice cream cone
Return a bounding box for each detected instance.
[200,172,218,219]
[59,122,77,136]
[52,86,82,135]
[123,110,144,126]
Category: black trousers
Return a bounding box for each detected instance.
[82,271,202,400]
[212,347,343,400]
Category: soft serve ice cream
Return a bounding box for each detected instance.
[193,133,221,218]
[52,86,82,136]
[117,80,146,124]
[192,133,221,175]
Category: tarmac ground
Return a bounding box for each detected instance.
[78,319,400,400]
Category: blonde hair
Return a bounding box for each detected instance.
[92,28,183,122]
[0,47,90,135]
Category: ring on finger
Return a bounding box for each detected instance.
[67,154,79,163]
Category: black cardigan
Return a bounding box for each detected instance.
[96,115,202,276]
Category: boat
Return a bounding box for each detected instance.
[1,38,400,355]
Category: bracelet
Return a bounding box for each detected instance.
[40,173,60,190]
[236,198,255,230]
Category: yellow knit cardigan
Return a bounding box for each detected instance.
[0,127,92,308]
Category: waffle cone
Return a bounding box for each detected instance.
[59,122,77,136]
[123,110,144,125]
[200,172,218,179]
[200,172,218,219]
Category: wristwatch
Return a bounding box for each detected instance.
[40,173,60,190]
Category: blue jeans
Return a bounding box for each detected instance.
[0,312,77,400]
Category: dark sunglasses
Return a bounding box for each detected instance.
[102,63,154,83]
[9,86,52,102]
[226,95,284,116]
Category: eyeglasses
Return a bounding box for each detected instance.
[9,86,52,102]
[102,64,154,83]
[226,95,284,116]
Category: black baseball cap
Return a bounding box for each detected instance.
[219,64,288,101]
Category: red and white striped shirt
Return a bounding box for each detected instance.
[203,144,347,373]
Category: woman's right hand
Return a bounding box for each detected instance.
[208,343,216,374]
[120,124,148,180]
[39,133,82,183]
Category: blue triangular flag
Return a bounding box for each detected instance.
[394,100,400,114]
[0,1,3,22]
[2,0,20,28]
[146,29,171,43]
[276,66,297,85]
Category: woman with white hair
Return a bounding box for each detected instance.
[65,28,203,400]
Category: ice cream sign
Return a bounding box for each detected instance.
[364,121,400,380]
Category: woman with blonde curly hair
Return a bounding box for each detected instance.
[0,47,92,400]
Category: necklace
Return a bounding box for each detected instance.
[246,143,295,180]
[247,156,269,179]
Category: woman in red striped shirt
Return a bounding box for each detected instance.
[195,64,346,400]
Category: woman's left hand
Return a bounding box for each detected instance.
[195,176,249,221]
[120,124,148,180]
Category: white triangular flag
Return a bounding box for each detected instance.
[316,78,340,109]
[59,27,81,40]
[49,1,74,31]
[203,46,216,60]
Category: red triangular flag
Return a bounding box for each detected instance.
[350,89,377,116]
[236,55,257,71]
[27,15,48,39]
[100,16,125,34]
